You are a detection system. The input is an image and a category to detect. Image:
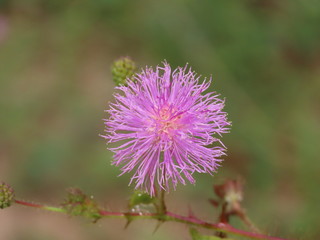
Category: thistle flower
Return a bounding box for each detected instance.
[102,62,230,196]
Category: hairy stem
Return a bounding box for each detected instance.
[14,200,65,213]
[158,189,167,215]
[14,199,290,240]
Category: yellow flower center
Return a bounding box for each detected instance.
[148,106,183,137]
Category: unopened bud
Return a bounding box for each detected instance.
[62,188,101,222]
[214,179,243,213]
[0,182,15,209]
[111,57,136,86]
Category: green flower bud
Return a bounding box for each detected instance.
[111,57,136,86]
[0,182,15,209]
[62,188,101,222]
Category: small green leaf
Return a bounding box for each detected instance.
[129,191,155,207]
[129,191,157,214]
[127,191,157,224]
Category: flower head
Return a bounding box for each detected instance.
[111,57,136,86]
[0,182,15,209]
[102,62,230,196]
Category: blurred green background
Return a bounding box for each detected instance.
[0,0,319,239]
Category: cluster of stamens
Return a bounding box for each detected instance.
[151,107,184,137]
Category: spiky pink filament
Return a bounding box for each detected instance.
[102,62,230,196]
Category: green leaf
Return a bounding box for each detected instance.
[125,191,157,228]
[128,191,157,216]
[129,191,156,208]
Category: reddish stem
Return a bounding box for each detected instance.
[15,200,291,240]
[98,210,290,240]
[15,199,44,208]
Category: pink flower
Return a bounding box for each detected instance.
[102,62,230,196]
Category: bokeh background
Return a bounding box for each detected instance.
[1,1,319,239]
